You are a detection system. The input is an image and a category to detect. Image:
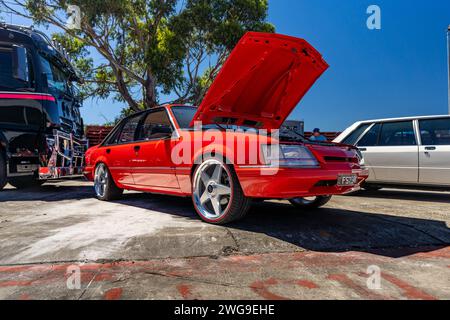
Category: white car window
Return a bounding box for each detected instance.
[378,121,416,146]
[357,123,381,146]
[342,123,371,145]
[419,119,450,146]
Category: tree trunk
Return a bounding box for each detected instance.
[144,74,157,109]
[112,66,141,113]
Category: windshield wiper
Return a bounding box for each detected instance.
[281,126,309,142]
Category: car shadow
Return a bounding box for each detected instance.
[231,201,449,258]
[350,189,450,204]
[113,192,449,258]
[2,183,449,258]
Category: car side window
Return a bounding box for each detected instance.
[137,110,173,141]
[357,123,381,147]
[342,123,371,145]
[419,118,450,146]
[378,121,416,146]
[117,114,144,144]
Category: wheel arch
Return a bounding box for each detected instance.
[93,159,124,189]
[190,151,235,181]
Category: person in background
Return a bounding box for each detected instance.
[310,128,327,141]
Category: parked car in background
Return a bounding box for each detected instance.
[83,32,369,225]
[334,115,450,191]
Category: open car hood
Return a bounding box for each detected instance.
[191,32,329,129]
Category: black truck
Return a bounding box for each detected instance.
[0,23,87,190]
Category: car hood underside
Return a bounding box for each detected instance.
[191,32,329,130]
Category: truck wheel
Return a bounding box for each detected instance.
[0,152,6,191]
[192,158,251,225]
[289,195,332,209]
[94,163,123,201]
[8,176,44,189]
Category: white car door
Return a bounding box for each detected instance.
[418,118,450,186]
[357,121,419,183]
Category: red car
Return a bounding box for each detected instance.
[84,32,368,224]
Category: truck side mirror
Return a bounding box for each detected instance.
[12,46,28,82]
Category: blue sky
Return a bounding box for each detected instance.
[2,1,450,131]
[271,0,450,131]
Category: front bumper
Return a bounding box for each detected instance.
[235,165,369,199]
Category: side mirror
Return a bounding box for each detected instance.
[12,46,28,82]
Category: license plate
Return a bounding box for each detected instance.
[337,174,358,186]
[16,164,39,173]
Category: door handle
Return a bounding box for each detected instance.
[358,148,367,152]
[425,147,436,151]
[134,145,141,152]
[106,149,111,154]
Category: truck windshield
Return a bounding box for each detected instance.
[39,55,73,96]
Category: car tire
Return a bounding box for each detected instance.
[289,195,332,209]
[94,163,123,201]
[0,152,6,191]
[192,158,251,225]
[8,176,44,189]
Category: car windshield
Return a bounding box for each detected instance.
[171,106,198,129]
[172,106,282,134]
[171,106,238,131]
[170,106,334,146]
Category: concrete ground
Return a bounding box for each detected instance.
[0,180,448,300]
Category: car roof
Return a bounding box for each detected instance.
[334,114,450,143]
[352,114,450,125]
[117,104,196,126]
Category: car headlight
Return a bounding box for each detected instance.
[261,144,319,167]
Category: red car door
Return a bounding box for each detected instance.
[130,109,179,189]
[105,113,144,186]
